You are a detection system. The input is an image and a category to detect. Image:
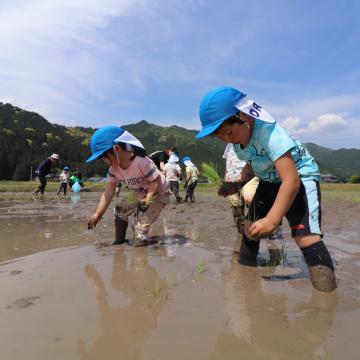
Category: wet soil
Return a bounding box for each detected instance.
[0,193,360,359]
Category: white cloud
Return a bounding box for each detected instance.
[281,113,347,135]
[0,0,144,122]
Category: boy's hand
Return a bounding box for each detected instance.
[88,213,102,229]
[248,217,277,238]
[218,182,242,197]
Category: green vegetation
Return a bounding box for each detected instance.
[350,175,360,183]
[321,183,360,202]
[201,162,223,187]
[1,102,359,182]
[197,258,207,274]
[151,278,161,299]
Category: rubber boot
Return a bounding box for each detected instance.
[308,265,337,293]
[113,216,128,245]
[238,234,260,267]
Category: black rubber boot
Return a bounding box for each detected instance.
[238,234,260,266]
[113,215,128,245]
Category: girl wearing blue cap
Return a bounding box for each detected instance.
[86,126,169,247]
[196,86,336,292]
[182,157,200,203]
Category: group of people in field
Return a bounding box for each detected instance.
[35,86,337,293]
[33,155,85,197]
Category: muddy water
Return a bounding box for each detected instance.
[0,194,360,360]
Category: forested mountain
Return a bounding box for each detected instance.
[0,102,224,180]
[0,102,359,180]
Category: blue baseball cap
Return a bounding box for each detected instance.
[196,86,246,139]
[86,126,125,163]
[63,166,70,171]
[182,156,191,165]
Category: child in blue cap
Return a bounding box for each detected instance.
[182,157,200,203]
[196,86,336,292]
[86,126,169,247]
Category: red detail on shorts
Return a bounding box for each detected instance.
[291,224,305,230]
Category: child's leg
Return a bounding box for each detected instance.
[285,178,336,292]
[239,180,276,265]
[113,201,137,245]
[134,194,169,246]
[189,180,198,202]
[228,192,244,232]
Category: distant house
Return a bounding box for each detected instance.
[320,174,338,183]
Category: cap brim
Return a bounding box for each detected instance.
[195,118,227,139]
[86,151,104,163]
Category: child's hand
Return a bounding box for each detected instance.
[218,182,239,197]
[88,212,102,229]
[248,217,277,238]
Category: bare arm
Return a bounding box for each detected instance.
[248,152,300,238]
[88,181,117,229]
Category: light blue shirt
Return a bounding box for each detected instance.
[233,119,319,182]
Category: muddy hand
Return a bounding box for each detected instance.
[88,213,102,230]
[217,182,238,197]
[248,218,277,238]
[137,200,149,213]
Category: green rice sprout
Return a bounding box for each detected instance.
[151,278,161,299]
[279,239,287,269]
[124,191,138,205]
[197,258,207,274]
[167,271,175,287]
[201,162,223,187]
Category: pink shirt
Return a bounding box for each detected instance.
[108,156,168,199]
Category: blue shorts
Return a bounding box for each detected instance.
[248,177,322,238]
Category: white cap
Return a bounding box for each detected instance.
[50,153,60,160]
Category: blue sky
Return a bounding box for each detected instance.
[0,0,359,148]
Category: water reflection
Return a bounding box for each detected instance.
[77,249,167,360]
[212,241,339,359]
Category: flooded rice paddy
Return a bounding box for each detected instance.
[0,192,360,359]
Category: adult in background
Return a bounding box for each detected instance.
[33,153,59,195]
[149,147,178,171]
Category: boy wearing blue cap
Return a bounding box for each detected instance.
[86,126,169,247]
[196,86,336,292]
[182,157,200,203]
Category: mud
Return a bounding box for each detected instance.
[0,193,360,359]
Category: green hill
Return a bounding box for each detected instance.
[305,143,360,179]
[0,102,359,180]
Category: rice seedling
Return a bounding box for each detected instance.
[279,239,287,269]
[151,278,161,299]
[201,162,223,187]
[197,257,207,274]
[167,271,175,287]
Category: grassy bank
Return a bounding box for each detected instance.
[0,181,359,202]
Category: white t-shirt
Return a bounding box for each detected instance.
[108,156,168,199]
[223,144,247,182]
[163,163,181,182]
[59,172,69,184]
